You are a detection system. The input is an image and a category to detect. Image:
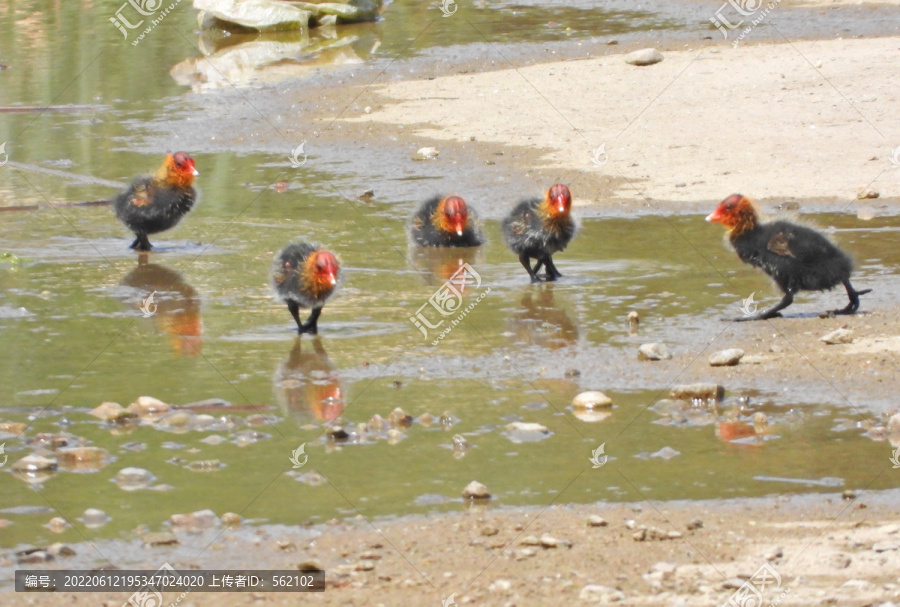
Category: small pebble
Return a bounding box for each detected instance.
[572,391,613,409]
[670,383,723,400]
[462,480,490,499]
[89,402,133,422]
[80,508,111,529]
[588,515,609,527]
[47,517,68,533]
[821,328,854,344]
[47,543,76,558]
[413,147,440,160]
[638,343,671,361]
[708,348,745,367]
[221,512,241,527]
[142,532,179,546]
[625,48,664,66]
[857,188,879,200]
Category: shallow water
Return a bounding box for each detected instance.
[2,204,900,553]
[2,0,900,564]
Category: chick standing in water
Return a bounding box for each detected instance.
[408,195,485,247]
[271,242,339,334]
[706,194,870,320]
[502,184,576,282]
[114,152,199,251]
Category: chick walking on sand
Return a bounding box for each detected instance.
[271,242,340,334]
[706,193,870,321]
[114,152,199,251]
[502,184,576,282]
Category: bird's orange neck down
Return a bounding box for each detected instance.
[726,206,759,240]
[302,253,337,300]
[538,199,570,233]
[154,155,195,189]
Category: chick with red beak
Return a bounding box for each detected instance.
[114,152,199,251]
[408,195,485,247]
[707,193,870,320]
[502,184,577,282]
[271,242,340,334]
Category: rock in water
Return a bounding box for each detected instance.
[708,348,745,367]
[572,391,613,409]
[80,509,111,529]
[506,422,549,434]
[128,396,170,417]
[670,383,724,400]
[113,467,156,491]
[11,454,58,472]
[638,343,671,361]
[462,480,490,499]
[413,147,440,160]
[89,402,133,421]
[625,48,663,66]
[650,446,680,460]
[195,0,310,31]
[821,328,854,344]
[290,0,382,23]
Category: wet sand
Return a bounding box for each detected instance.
[16,490,900,606]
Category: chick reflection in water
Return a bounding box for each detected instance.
[275,338,344,423]
[505,284,578,349]
[409,245,485,285]
[120,255,202,355]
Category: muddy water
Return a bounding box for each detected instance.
[2,0,900,563]
[2,204,900,554]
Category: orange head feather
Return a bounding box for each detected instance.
[706,194,759,237]
[155,152,198,188]
[302,250,339,299]
[541,184,572,218]
[433,196,470,236]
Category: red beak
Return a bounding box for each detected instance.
[705,205,726,223]
[553,196,568,213]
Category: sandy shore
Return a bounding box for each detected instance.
[14,491,900,606]
[333,35,900,211]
